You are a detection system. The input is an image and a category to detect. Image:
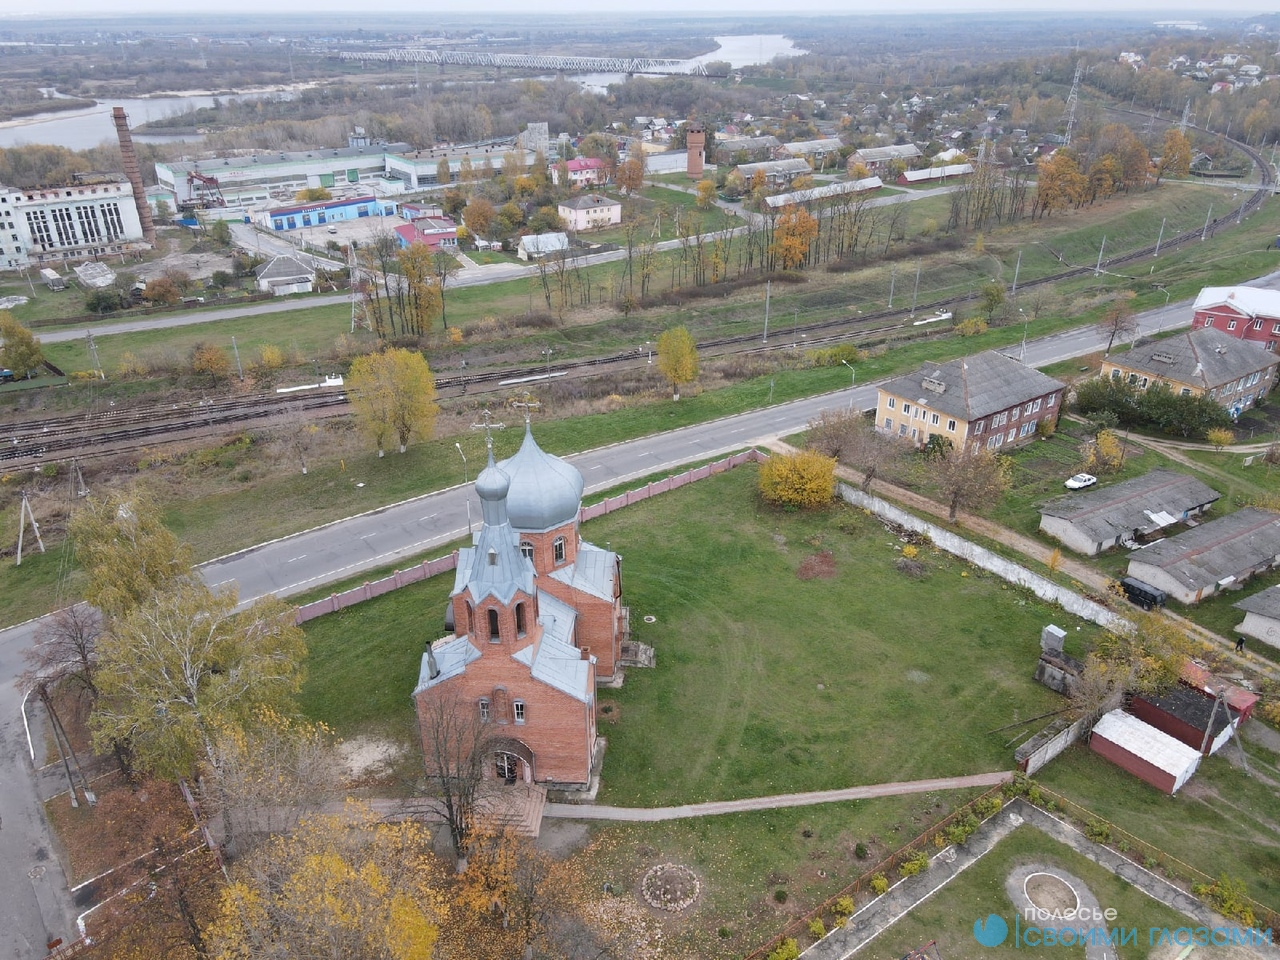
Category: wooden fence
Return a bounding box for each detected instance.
[295,448,768,625]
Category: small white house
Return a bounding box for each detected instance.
[255,255,316,296]
[517,232,569,261]
[558,194,621,233]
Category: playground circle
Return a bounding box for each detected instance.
[1023,871,1079,914]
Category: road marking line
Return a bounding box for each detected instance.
[419,514,437,522]
[286,555,306,563]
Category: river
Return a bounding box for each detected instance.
[0,35,807,150]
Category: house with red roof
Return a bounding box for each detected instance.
[393,217,458,250]
[552,157,608,188]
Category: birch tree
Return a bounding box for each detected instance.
[348,348,439,456]
[656,325,699,400]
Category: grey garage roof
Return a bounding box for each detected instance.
[879,350,1065,421]
[1039,470,1219,544]
[1128,506,1280,591]
[851,144,923,164]
[255,255,315,282]
[1232,583,1280,618]
[736,158,812,178]
[1115,326,1277,391]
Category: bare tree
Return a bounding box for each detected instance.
[806,408,907,492]
[23,604,102,698]
[1097,291,1138,356]
[928,444,1012,521]
[416,687,497,867]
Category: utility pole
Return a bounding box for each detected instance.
[888,265,896,309]
[1094,235,1106,277]
[1154,217,1166,257]
[231,336,244,381]
[762,279,771,343]
[1011,250,1022,297]
[1202,204,1214,241]
[16,489,45,566]
[911,261,921,315]
[86,331,104,380]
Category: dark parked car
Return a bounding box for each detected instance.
[1120,577,1167,610]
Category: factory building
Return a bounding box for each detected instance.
[0,176,147,269]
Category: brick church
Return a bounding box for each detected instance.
[412,425,632,794]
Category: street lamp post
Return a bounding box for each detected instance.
[1019,308,1030,362]
[455,443,472,536]
[542,348,554,379]
[840,360,856,410]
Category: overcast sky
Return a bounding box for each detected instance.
[3,1,1277,18]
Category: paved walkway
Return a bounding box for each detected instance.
[542,772,1010,822]
[802,799,1280,960]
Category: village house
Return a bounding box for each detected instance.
[254,255,316,296]
[782,138,844,170]
[875,350,1065,451]
[393,217,458,250]
[1192,285,1280,351]
[1100,327,1278,417]
[1126,506,1280,604]
[735,158,812,187]
[557,194,622,233]
[412,426,637,797]
[517,232,569,261]
[1038,470,1220,556]
[848,143,922,175]
[552,157,608,188]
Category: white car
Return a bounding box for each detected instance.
[1064,473,1097,490]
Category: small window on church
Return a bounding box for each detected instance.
[478,698,490,722]
[513,700,526,724]
[488,608,500,642]
[553,536,566,564]
[520,541,534,561]
[516,602,526,637]
[466,601,474,635]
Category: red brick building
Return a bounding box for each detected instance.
[413,426,628,793]
[1192,286,1280,351]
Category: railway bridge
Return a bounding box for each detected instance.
[337,48,706,76]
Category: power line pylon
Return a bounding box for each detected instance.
[1063,60,1084,148]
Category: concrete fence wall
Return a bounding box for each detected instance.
[837,483,1130,632]
[296,448,768,625]
[1014,716,1090,776]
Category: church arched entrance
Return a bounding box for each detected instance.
[491,737,535,785]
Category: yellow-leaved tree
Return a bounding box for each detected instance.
[209,803,443,960]
[770,204,819,270]
[0,310,44,379]
[695,178,717,209]
[348,348,439,456]
[759,449,837,509]
[656,325,699,400]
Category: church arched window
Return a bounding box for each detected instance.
[488,607,500,642]
[553,536,566,564]
[520,541,534,561]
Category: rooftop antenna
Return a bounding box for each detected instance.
[16,489,45,566]
[1063,59,1083,148]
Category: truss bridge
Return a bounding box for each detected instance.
[338,49,703,76]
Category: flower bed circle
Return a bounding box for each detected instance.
[643,615,657,624]
[641,863,701,912]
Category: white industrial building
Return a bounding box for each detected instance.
[0,176,147,270]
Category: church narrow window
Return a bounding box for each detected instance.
[488,608,500,642]
[520,541,534,561]
[478,698,490,722]
[553,536,566,564]
[465,601,474,635]
[515,602,527,637]
[513,700,526,724]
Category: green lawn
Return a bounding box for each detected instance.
[876,824,1197,960]
[1036,744,1280,908]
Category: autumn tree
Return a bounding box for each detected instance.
[347,347,439,456]
[616,156,645,194]
[209,708,337,856]
[1071,612,1193,722]
[929,445,1012,521]
[1097,291,1138,355]
[0,310,44,378]
[1206,427,1234,452]
[143,276,182,306]
[208,804,442,960]
[655,325,699,400]
[68,489,194,621]
[191,343,232,385]
[294,186,332,203]
[396,242,443,336]
[1085,428,1125,474]
[806,408,907,492]
[695,178,716,209]
[91,579,306,784]
[433,249,461,328]
[1033,152,1086,218]
[770,204,819,270]
[759,449,837,509]
[463,197,496,238]
[436,157,452,186]
[1157,128,1192,182]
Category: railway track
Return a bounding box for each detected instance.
[3,127,1269,469]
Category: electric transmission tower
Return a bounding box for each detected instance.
[1179,98,1193,135]
[1063,60,1084,148]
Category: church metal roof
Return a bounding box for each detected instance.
[512,592,592,702]
[550,541,617,602]
[499,425,584,533]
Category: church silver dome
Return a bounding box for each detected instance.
[498,425,584,533]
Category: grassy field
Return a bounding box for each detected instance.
[298,467,1099,798]
[1036,743,1280,909]
[874,824,1197,960]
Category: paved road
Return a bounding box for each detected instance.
[5,271,1280,956]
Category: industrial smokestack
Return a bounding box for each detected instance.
[111,106,156,246]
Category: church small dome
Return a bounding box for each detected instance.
[475,459,511,503]
[499,425,584,532]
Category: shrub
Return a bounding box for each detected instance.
[1084,819,1113,844]
[191,343,232,384]
[854,842,869,860]
[955,317,988,337]
[870,874,889,895]
[759,450,837,510]
[901,544,919,560]
[774,888,788,904]
[767,939,800,960]
[117,352,148,378]
[834,896,855,918]
[972,795,1003,819]
[1036,417,1057,439]
[898,851,930,877]
[718,927,733,939]
[895,557,926,578]
[808,918,826,938]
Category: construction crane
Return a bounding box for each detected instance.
[184,170,227,209]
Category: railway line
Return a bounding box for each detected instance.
[2,128,1270,470]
